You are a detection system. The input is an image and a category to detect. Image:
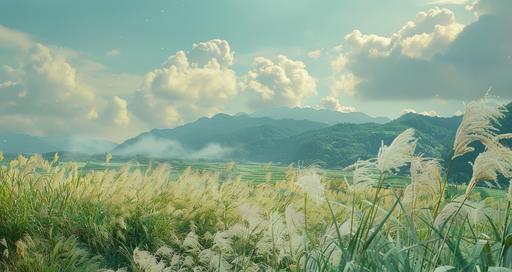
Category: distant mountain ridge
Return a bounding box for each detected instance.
[0,133,116,155]
[113,114,329,157]
[250,107,390,124]
[0,132,58,154]
[113,111,465,168]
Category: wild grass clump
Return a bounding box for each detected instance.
[1,96,512,271]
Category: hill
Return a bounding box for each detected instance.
[0,132,58,154]
[113,114,329,158]
[113,111,463,168]
[250,107,390,124]
[238,113,462,167]
[0,133,116,155]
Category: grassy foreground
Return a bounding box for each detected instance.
[1,97,512,271]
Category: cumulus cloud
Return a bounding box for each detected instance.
[0,44,97,117]
[106,49,121,57]
[344,30,392,57]
[340,7,464,61]
[332,1,511,100]
[188,39,234,67]
[0,26,141,140]
[130,39,237,128]
[330,73,360,97]
[320,96,356,112]
[397,8,464,59]
[307,49,322,59]
[400,108,439,116]
[0,25,32,50]
[108,96,131,126]
[242,55,317,109]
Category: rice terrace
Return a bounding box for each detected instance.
[1,0,512,271]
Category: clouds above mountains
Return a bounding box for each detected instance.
[331,0,511,101]
[131,39,238,128]
[0,0,509,140]
[0,30,320,138]
[130,40,318,128]
[242,55,317,110]
[0,40,137,139]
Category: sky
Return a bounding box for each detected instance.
[0,0,510,141]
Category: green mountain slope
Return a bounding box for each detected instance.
[241,114,462,167]
[0,133,117,155]
[113,110,464,168]
[113,114,329,156]
[111,102,511,179]
[0,132,58,154]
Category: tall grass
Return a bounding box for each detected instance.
[1,96,512,271]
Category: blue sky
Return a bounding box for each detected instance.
[0,0,510,140]
[3,0,469,73]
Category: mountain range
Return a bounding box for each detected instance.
[0,134,117,155]
[249,107,390,124]
[113,111,462,168]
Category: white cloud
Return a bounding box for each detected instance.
[111,96,131,126]
[0,25,143,141]
[131,39,238,128]
[106,48,121,57]
[320,96,356,112]
[189,39,234,67]
[397,7,464,59]
[307,49,322,59]
[327,4,512,101]
[242,55,317,109]
[0,43,97,118]
[344,30,392,57]
[330,73,360,97]
[341,7,464,61]
[0,25,32,50]
[400,108,439,116]
[428,0,469,4]
[329,8,465,102]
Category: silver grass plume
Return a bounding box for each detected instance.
[377,128,417,173]
[402,157,443,205]
[199,248,232,272]
[434,196,490,228]
[238,203,263,230]
[344,159,378,192]
[284,205,305,233]
[296,169,325,204]
[133,248,172,272]
[453,96,509,159]
[466,145,512,195]
[183,229,202,253]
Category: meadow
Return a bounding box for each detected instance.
[1,97,512,271]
